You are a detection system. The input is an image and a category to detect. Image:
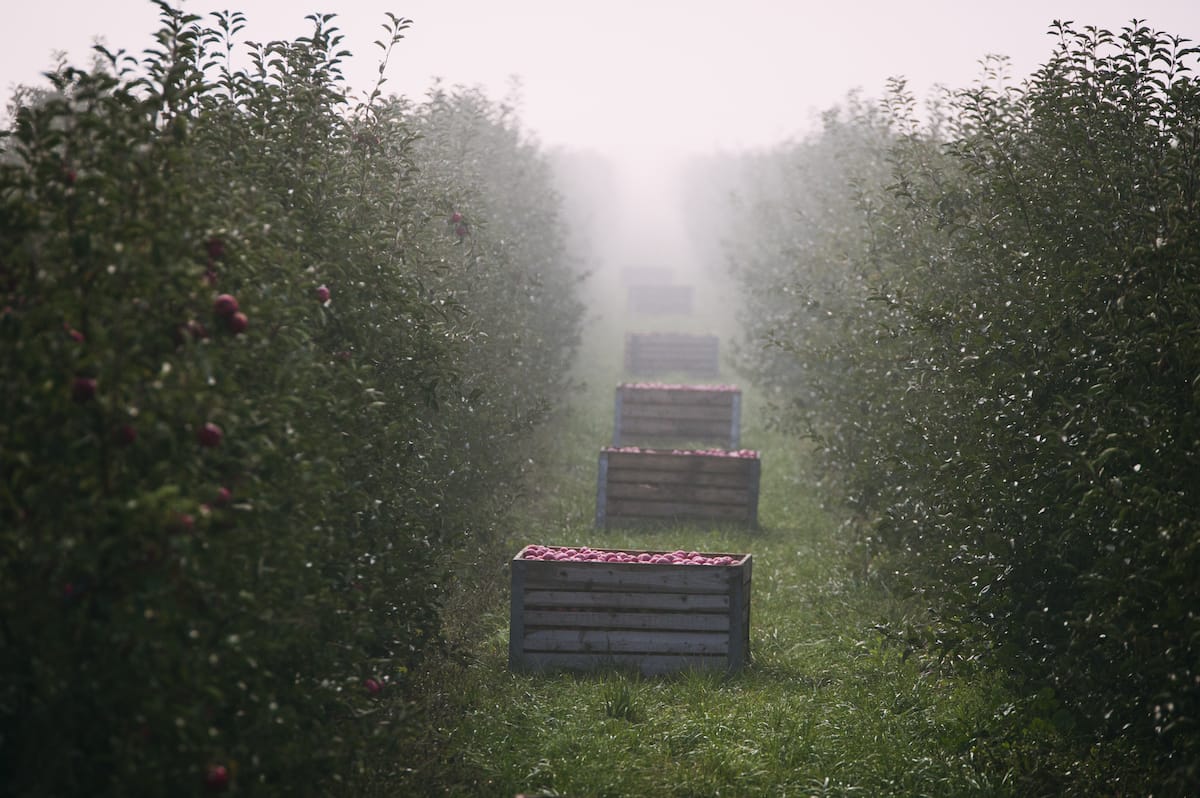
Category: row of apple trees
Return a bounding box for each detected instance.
[0,4,582,796]
[701,21,1200,792]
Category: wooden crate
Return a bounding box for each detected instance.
[595,447,761,528]
[624,332,720,378]
[627,284,693,314]
[510,546,752,675]
[613,383,741,449]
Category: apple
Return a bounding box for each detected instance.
[213,294,238,317]
[197,422,223,448]
[214,486,233,506]
[71,376,96,402]
[365,678,382,695]
[205,237,226,261]
[187,319,209,340]
[203,763,230,792]
[115,424,137,446]
[449,211,463,223]
[227,312,248,335]
[316,284,331,303]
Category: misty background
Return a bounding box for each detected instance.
[5,1,1198,321]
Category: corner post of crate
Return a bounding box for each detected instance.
[727,560,747,673]
[730,390,742,449]
[594,449,609,528]
[509,556,526,671]
[612,386,624,447]
[747,456,762,529]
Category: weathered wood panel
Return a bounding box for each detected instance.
[596,448,761,528]
[613,383,741,448]
[624,333,720,378]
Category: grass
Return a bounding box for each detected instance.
[387,280,1152,797]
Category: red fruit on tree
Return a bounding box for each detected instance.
[197,422,223,448]
[71,376,97,402]
[215,486,233,506]
[365,678,382,695]
[203,764,230,792]
[454,223,468,238]
[227,312,248,335]
[115,424,137,446]
[315,284,331,303]
[213,294,238,317]
[187,319,209,340]
[449,211,463,223]
[205,237,226,261]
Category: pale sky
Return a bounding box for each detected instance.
[5,1,1199,162]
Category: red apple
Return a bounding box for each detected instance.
[213,294,238,317]
[71,376,96,402]
[203,763,230,791]
[115,424,137,446]
[215,486,233,506]
[205,237,225,261]
[365,678,382,695]
[197,422,223,448]
[227,312,248,335]
[449,211,463,223]
[316,284,331,303]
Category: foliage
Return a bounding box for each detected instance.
[719,19,1200,793]
[0,3,581,795]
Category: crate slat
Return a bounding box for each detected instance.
[522,561,734,594]
[524,589,731,611]
[606,481,750,505]
[524,629,729,655]
[605,498,755,522]
[605,450,755,474]
[524,609,731,631]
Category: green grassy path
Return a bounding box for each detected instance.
[392,282,1129,797]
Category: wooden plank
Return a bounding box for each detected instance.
[520,562,735,593]
[523,610,730,632]
[522,589,731,611]
[523,629,729,655]
[516,651,727,675]
[604,451,757,474]
[621,405,736,422]
[509,555,525,670]
[619,421,733,439]
[605,481,750,505]
[605,468,753,488]
[594,450,609,528]
[617,389,738,407]
[604,498,754,522]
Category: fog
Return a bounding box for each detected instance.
[5,0,1199,299]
